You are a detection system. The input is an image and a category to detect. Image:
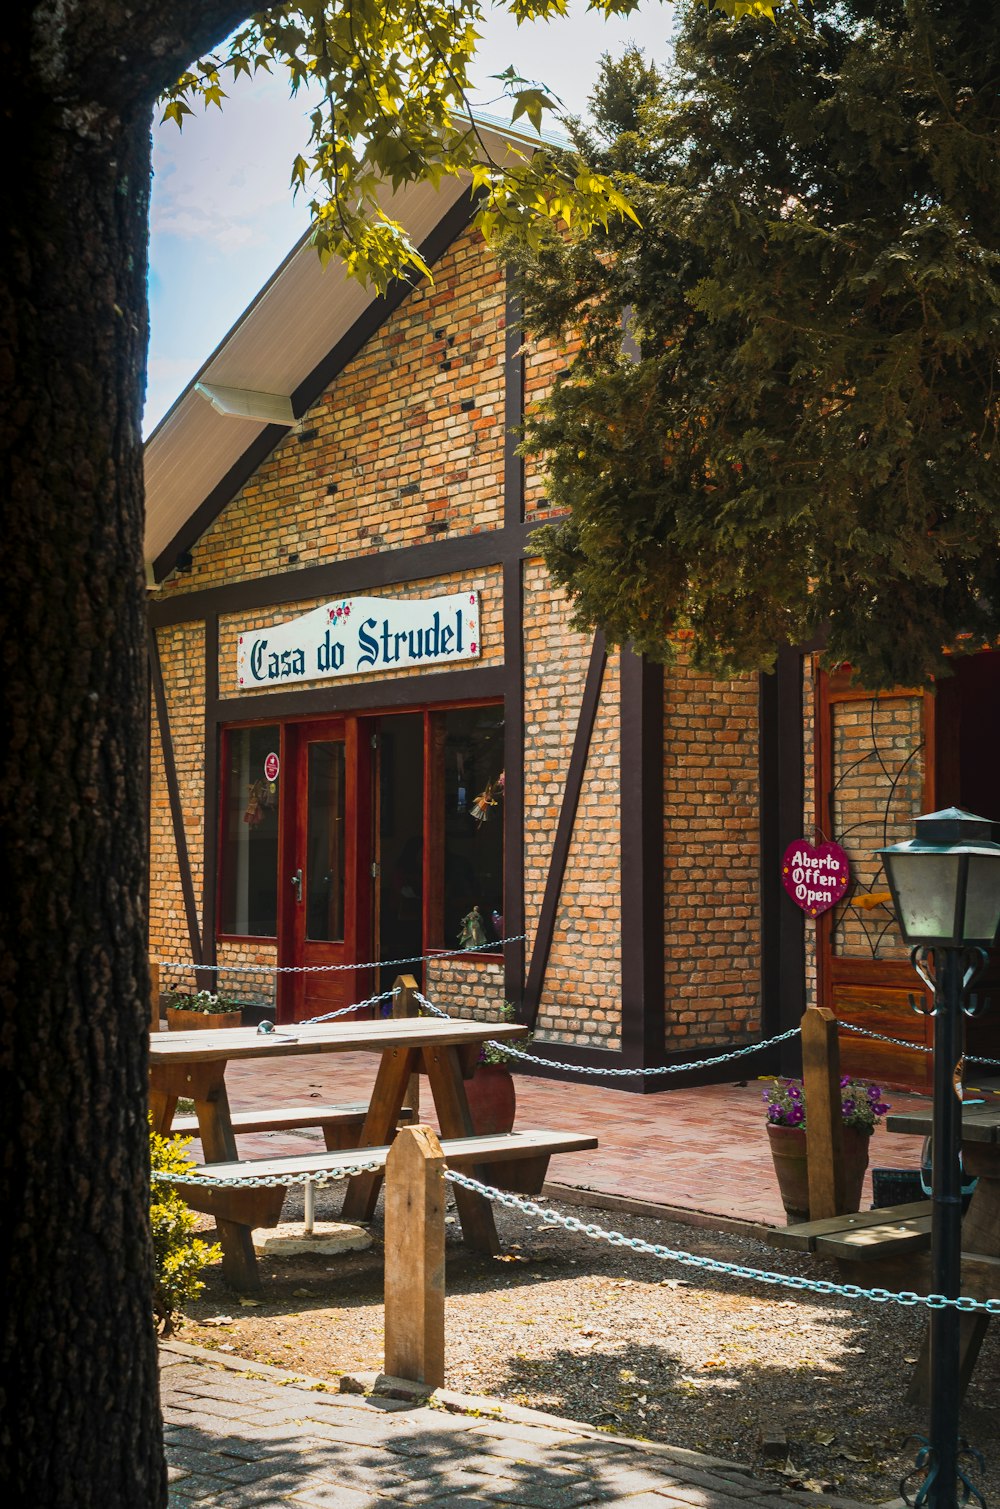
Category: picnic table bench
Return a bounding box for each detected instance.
[165,1128,597,1230]
[171,1101,417,1151]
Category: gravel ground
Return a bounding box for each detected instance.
[179,1186,1000,1506]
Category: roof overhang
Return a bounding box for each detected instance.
[144,116,555,585]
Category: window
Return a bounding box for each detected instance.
[219,725,279,937]
[436,706,505,950]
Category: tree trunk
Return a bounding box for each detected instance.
[0,33,162,1509]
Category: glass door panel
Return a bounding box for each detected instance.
[305,740,346,942]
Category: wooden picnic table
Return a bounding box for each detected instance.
[149,1015,529,1289]
[885,1085,1000,1399]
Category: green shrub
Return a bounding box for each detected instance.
[150,1124,220,1335]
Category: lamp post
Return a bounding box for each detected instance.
[879,808,1000,1508]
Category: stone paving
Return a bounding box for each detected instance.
[161,1343,880,1509]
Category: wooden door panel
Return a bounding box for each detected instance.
[830,984,933,1093]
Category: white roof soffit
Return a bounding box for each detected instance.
[144,116,553,583]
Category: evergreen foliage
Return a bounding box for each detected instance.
[512,1,1000,688]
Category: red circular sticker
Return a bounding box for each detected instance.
[264,752,280,782]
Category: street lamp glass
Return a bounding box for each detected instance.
[879,807,1000,949]
[884,851,961,945]
[965,853,1000,944]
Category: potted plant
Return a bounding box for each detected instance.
[465,1002,526,1136]
[164,988,243,1031]
[763,1075,890,1222]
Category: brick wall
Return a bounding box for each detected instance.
[662,646,762,1049]
[522,560,623,1047]
[157,225,506,597]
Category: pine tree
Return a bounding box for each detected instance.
[515,1,1000,688]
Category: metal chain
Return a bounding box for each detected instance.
[151,1162,384,1189]
[153,936,526,976]
[444,1170,1000,1315]
[412,990,803,1074]
[299,989,395,1025]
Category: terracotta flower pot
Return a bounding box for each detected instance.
[767,1122,871,1223]
[165,1006,242,1031]
[465,1062,516,1135]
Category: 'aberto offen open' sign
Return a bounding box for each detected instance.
[782,840,850,917]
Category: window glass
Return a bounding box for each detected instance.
[440,707,504,948]
[305,740,346,942]
[219,726,279,936]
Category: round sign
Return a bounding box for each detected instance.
[781,839,850,917]
[264,752,280,783]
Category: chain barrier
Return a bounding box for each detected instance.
[153,935,527,977]
[411,988,804,1074]
[443,1169,1000,1315]
[151,1161,384,1190]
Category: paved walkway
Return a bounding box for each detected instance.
[208,1051,931,1232]
[161,1343,877,1509]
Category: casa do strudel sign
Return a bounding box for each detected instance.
[237,591,481,687]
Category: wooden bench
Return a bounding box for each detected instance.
[168,1127,597,1264]
[171,1101,416,1152]
[767,1201,1000,1404]
[766,1199,933,1263]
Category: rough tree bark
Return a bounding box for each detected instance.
[0,6,250,1503]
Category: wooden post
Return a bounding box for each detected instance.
[802,1006,845,1220]
[149,960,160,1033]
[384,1124,445,1389]
[392,974,421,1118]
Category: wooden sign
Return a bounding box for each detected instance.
[782,840,850,917]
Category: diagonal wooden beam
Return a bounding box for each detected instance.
[522,632,607,1030]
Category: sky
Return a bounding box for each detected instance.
[145,1,677,431]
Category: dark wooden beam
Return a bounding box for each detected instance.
[211,664,505,724]
[503,268,526,1003]
[758,645,806,1077]
[147,524,546,630]
[619,650,665,1066]
[200,614,221,992]
[522,633,608,1031]
[148,626,203,967]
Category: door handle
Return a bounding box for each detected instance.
[290,868,303,904]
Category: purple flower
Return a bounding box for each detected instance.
[867,1085,882,1101]
[788,1084,802,1100]
[789,1105,805,1125]
[875,1102,890,1116]
[840,1075,851,1088]
[767,1106,783,1124]
[842,1098,855,1116]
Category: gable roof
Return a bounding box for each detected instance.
[143,116,554,585]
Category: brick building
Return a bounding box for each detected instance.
[145,151,1000,1091]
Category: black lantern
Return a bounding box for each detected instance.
[880,807,1000,950]
[879,807,1000,1509]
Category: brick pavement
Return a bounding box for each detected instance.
[208,1054,929,1232]
[161,1343,879,1509]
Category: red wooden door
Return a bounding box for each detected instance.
[277,718,372,1023]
